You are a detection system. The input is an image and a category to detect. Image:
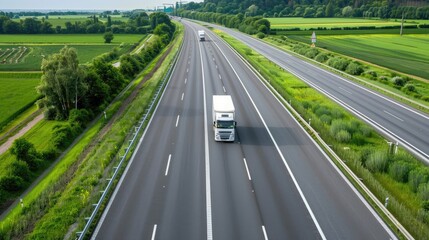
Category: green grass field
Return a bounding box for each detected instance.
[0,34,143,44]
[268,17,427,29]
[17,15,129,27]
[289,34,429,80]
[0,44,120,70]
[0,74,41,125]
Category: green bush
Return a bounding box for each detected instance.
[256,32,266,39]
[314,105,330,117]
[364,70,378,78]
[305,48,319,59]
[52,123,75,149]
[388,161,412,183]
[327,57,349,71]
[320,114,332,124]
[0,175,25,192]
[315,53,328,62]
[391,76,406,87]
[10,160,31,182]
[409,168,429,192]
[421,96,429,102]
[345,62,364,75]
[351,133,366,146]
[330,119,349,137]
[402,83,417,93]
[359,125,372,137]
[335,130,351,143]
[365,151,388,173]
[40,148,58,162]
[418,183,429,201]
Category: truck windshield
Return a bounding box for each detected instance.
[216,120,235,129]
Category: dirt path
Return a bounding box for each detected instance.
[0,113,44,155]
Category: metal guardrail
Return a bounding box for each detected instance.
[75,47,180,240]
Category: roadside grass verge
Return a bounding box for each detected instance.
[0,24,183,239]
[215,29,429,239]
[264,35,429,112]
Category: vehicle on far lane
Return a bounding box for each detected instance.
[198,30,205,41]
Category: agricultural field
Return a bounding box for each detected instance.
[0,34,144,70]
[268,17,429,30]
[0,34,142,44]
[17,15,129,27]
[0,72,41,128]
[0,44,118,70]
[288,34,429,80]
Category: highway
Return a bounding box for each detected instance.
[92,20,396,239]
[210,24,429,163]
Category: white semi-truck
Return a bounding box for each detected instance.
[198,30,205,41]
[212,95,236,142]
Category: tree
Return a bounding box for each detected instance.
[37,46,86,120]
[11,138,36,162]
[325,1,335,17]
[342,6,354,17]
[104,31,114,43]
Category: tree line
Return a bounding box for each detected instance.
[182,0,429,19]
[0,10,154,34]
[0,12,175,206]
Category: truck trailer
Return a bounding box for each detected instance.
[198,30,205,41]
[212,95,236,142]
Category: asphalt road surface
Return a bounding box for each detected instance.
[92,20,397,240]
[209,23,429,163]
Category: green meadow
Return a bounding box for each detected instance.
[0,44,118,70]
[0,73,41,126]
[268,17,427,30]
[0,34,143,44]
[289,34,429,80]
[17,15,129,27]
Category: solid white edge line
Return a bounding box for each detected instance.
[211,34,327,240]
[243,158,252,181]
[384,110,404,122]
[199,29,213,240]
[151,224,157,240]
[176,115,180,127]
[91,34,185,239]
[165,154,172,176]
[262,225,268,240]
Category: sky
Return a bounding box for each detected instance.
[0,0,200,11]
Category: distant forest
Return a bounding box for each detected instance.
[182,0,429,19]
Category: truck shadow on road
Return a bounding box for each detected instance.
[236,126,305,147]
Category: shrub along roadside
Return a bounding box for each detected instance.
[215,29,429,239]
[0,23,182,240]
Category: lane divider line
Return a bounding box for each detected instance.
[165,154,172,176]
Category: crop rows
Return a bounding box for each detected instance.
[0,46,29,64]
